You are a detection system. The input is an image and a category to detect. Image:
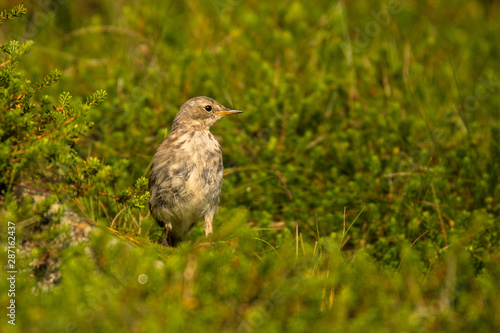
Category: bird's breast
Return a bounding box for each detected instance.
[149,129,224,223]
[165,130,223,201]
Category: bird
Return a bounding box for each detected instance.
[148,96,242,247]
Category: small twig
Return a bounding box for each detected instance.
[253,237,280,256]
[130,212,137,229]
[306,136,326,150]
[110,206,127,228]
[138,211,142,235]
[72,198,89,219]
[339,206,366,253]
[98,198,110,221]
[0,59,12,68]
[431,183,448,245]
[383,172,423,177]
[411,231,430,247]
[397,231,430,273]
[35,117,76,140]
[223,165,252,176]
[273,165,294,201]
[439,245,449,253]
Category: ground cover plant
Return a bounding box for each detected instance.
[1,1,499,332]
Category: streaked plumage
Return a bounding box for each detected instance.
[149,96,242,246]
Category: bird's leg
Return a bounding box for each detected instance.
[161,222,173,247]
[204,214,214,246]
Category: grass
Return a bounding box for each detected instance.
[1,0,500,332]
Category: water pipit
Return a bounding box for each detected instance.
[149,96,242,246]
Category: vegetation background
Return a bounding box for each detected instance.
[1,0,499,332]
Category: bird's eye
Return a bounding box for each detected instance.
[204,105,212,112]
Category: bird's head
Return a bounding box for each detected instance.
[173,96,242,131]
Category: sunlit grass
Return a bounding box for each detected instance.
[1,0,499,332]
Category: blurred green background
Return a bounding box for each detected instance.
[1,0,499,332]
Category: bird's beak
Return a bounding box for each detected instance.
[213,109,243,116]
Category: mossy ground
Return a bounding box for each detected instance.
[1,1,500,332]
